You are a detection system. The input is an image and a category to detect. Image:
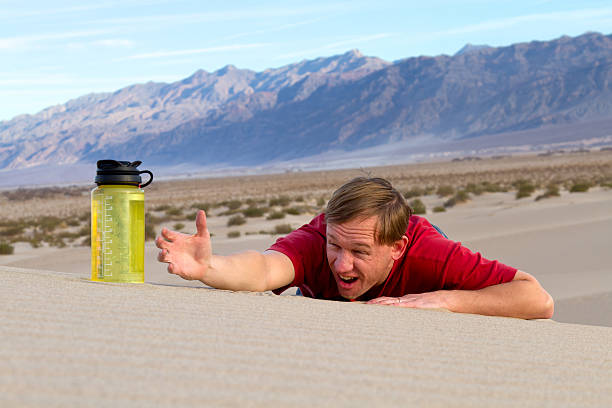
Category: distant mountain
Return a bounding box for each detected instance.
[1,32,611,172]
[454,43,492,56]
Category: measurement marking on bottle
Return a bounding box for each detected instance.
[102,195,114,277]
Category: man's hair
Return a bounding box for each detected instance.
[325,177,413,245]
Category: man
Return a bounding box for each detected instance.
[156,177,554,319]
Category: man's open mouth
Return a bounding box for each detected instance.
[337,274,359,289]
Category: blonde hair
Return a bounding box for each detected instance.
[325,177,412,245]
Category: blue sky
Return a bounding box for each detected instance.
[1,0,611,122]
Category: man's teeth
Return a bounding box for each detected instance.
[339,275,356,282]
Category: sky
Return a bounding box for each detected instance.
[1,0,611,122]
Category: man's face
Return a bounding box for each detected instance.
[326,216,404,299]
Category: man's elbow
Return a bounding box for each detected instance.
[540,291,555,319]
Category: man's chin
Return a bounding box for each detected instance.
[337,282,365,300]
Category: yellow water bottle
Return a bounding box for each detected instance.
[91,160,153,283]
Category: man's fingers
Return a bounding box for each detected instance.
[157,248,170,263]
[366,297,399,305]
[161,227,180,241]
[155,236,170,249]
[195,210,208,238]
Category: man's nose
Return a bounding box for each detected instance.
[334,251,353,272]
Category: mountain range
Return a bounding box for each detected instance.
[1,31,611,175]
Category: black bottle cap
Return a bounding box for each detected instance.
[95,160,153,187]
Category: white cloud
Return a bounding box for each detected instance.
[0,29,115,50]
[88,3,353,26]
[93,39,135,47]
[120,43,269,60]
[222,17,326,41]
[438,7,612,36]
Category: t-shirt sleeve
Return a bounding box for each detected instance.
[267,214,327,295]
[407,217,517,292]
[440,241,517,290]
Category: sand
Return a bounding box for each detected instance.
[2,157,612,405]
[2,186,611,326]
[1,265,611,407]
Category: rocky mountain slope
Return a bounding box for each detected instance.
[2,32,611,170]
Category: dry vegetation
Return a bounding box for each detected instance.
[1,149,611,252]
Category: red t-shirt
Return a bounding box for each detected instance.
[269,213,517,301]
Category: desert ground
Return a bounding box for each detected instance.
[2,150,612,406]
[1,149,612,327]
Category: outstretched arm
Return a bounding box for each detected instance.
[367,271,554,319]
[156,210,295,292]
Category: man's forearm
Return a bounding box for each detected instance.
[204,251,272,292]
[444,275,554,319]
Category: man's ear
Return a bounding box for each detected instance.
[390,235,409,260]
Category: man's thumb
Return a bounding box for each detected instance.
[195,210,208,237]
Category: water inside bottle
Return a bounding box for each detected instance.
[91,185,145,282]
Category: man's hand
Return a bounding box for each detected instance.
[366,291,449,310]
[366,271,554,319]
[156,210,212,281]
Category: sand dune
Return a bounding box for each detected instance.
[1,266,611,407]
[2,186,611,327]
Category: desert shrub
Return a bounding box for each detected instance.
[465,183,484,195]
[269,195,291,207]
[145,224,156,241]
[1,224,25,236]
[443,190,469,208]
[481,181,505,193]
[146,213,167,225]
[77,224,90,237]
[154,204,171,211]
[66,217,80,227]
[433,206,446,213]
[36,216,63,232]
[29,237,42,248]
[242,206,266,218]
[274,224,293,234]
[57,231,80,240]
[46,236,66,248]
[454,190,470,203]
[80,235,91,247]
[173,223,185,231]
[317,197,326,207]
[184,211,198,221]
[295,196,304,202]
[227,231,241,238]
[78,212,90,222]
[0,241,14,255]
[227,215,246,227]
[266,211,286,220]
[190,202,211,212]
[570,181,591,193]
[217,209,242,216]
[223,200,243,210]
[284,207,302,215]
[535,184,561,201]
[165,207,183,217]
[514,180,536,199]
[436,185,455,197]
[1,186,85,201]
[409,199,426,215]
[599,178,612,188]
[404,187,426,199]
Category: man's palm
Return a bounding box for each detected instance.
[156,210,212,281]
